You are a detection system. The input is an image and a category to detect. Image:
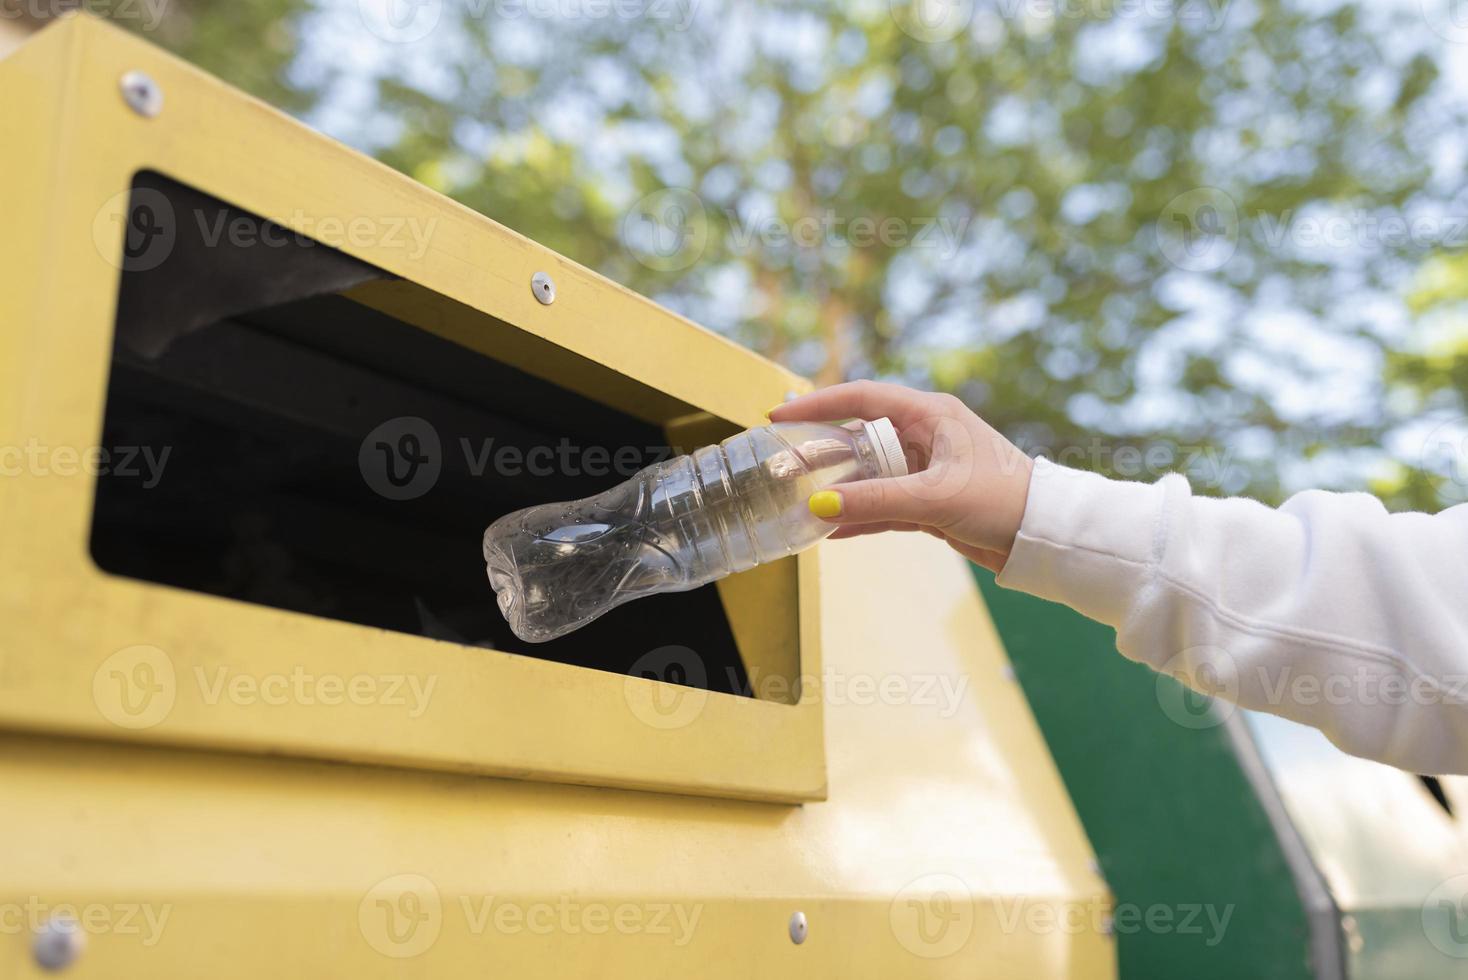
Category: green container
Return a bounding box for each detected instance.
[974,567,1320,979]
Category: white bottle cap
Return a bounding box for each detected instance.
[861,417,909,478]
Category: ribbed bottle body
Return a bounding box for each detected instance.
[483,421,887,642]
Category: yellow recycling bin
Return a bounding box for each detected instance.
[0,14,1111,977]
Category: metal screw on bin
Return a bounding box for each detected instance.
[120,70,163,118]
[32,916,85,972]
[788,910,808,945]
[531,271,556,305]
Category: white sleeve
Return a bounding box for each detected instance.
[995,456,1468,775]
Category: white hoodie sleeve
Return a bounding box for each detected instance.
[995,457,1468,775]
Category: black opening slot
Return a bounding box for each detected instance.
[90,172,750,696]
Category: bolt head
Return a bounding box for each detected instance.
[33,917,85,972]
[120,70,163,118]
[788,910,808,945]
[531,271,556,305]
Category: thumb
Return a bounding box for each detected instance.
[807,474,956,527]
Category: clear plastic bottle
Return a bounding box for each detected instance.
[483,417,908,642]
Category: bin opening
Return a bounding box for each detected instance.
[90,172,752,697]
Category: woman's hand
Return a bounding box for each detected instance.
[770,381,1034,573]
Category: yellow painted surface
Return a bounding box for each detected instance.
[0,16,1112,977]
[0,535,1111,977]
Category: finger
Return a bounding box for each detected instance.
[827,521,926,539]
[808,473,961,527]
[769,380,942,430]
[828,520,1006,571]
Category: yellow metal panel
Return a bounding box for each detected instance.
[343,279,718,427]
[0,13,823,804]
[0,18,72,534]
[713,558,803,705]
[0,535,1111,978]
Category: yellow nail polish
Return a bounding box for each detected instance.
[808,490,842,518]
[764,404,784,419]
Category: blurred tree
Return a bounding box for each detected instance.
[118,0,317,111]
[126,0,1467,508]
[1380,252,1468,510]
